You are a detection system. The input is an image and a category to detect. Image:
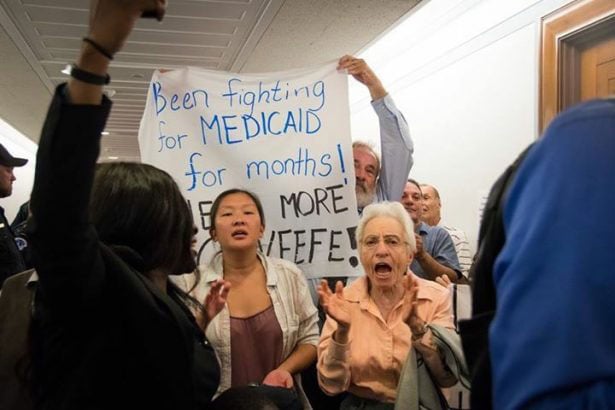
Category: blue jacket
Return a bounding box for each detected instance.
[491,98,615,409]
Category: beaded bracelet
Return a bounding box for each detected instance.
[83,37,114,60]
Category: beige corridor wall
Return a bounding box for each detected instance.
[349,0,575,252]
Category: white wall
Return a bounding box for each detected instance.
[1,118,37,221]
[349,0,575,252]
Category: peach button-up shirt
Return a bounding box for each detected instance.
[317,274,453,403]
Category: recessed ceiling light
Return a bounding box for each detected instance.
[104,89,116,98]
[108,156,119,160]
[101,131,110,136]
[61,65,71,75]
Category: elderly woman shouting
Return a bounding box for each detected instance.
[317,202,458,409]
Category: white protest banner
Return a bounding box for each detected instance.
[138,63,360,279]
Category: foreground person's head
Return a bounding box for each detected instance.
[91,162,196,274]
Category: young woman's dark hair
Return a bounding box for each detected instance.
[209,189,266,234]
[90,163,195,274]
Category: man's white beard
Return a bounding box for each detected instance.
[356,185,375,209]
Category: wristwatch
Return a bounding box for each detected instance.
[412,322,428,341]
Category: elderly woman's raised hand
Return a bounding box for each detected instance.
[400,276,456,386]
[318,280,351,330]
[400,275,427,339]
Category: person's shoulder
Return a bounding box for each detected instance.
[200,255,223,281]
[516,98,615,188]
[441,224,460,234]
[543,98,615,144]
[266,256,304,278]
[441,225,468,240]
[429,224,448,234]
[552,98,615,125]
[188,256,223,295]
[424,224,451,240]
[344,276,368,302]
[415,275,449,300]
[416,275,448,294]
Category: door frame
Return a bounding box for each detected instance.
[540,0,615,132]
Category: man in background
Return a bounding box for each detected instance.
[338,55,413,214]
[421,184,472,281]
[308,56,414,302]
[400,179,460,282]
[0,144,28,287]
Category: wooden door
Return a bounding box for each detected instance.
[540,0,615,132]
[581,36,615,98]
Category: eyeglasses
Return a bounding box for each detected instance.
[362,235,407,250]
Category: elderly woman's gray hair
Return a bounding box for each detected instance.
[356,201,417,253]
